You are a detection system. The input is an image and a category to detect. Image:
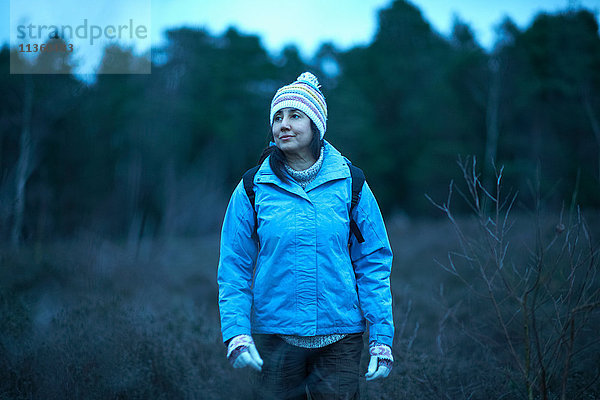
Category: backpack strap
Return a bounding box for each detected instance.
[242,166,260,241]
[347,164,365,244]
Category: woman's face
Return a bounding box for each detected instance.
[272,108,313,157]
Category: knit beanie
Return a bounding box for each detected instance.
[270,72,328,139]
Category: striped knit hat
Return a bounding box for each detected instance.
[270,72,328,139]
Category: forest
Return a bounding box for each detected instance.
[1,1,599,399]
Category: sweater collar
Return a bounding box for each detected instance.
[255,140,350,194]
[284,146,324,189]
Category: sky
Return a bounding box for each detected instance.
[3,0,600,73]
[149,0,600,55]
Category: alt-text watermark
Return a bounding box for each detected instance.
[10,0,151,75]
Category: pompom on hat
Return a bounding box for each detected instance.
[270,72,328,139]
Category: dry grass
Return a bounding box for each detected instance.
[1,209,599,399]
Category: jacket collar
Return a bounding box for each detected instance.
[255,140,350,198]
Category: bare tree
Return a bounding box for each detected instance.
[11,75,35,247]
[582,86,600,183]
[427,156,600,400]
[484,56,501,183]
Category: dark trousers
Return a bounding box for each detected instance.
[251,333,363,400]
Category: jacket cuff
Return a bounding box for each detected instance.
[222,323,252,345]
[368,324,394,347]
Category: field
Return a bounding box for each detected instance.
[1,209,599,399]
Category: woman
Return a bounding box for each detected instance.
[217,72,394,399]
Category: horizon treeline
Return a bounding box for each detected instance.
[1,0,599,244]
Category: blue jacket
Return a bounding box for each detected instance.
[217,141,394,347]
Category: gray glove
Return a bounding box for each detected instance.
[227,334,263,372]
[365,342,393,381]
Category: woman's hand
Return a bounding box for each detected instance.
[227,334,264,371]
[365,342,393,381]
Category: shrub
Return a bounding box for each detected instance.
[427,157,600,400]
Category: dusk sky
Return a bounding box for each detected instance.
[3,0,599,73]
[148,0,600,54]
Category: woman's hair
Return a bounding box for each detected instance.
[258,120,323,183]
